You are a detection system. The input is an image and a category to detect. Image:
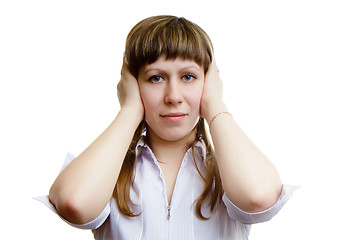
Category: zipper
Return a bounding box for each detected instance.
[167,205,171,219]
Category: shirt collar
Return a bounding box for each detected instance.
[135,136,206,163]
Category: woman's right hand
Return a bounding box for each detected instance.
[50,62,145,225]
[117,62,144,121]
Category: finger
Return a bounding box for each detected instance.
[121,56,130,75]
[212,56,217,66]
[210,57,219,72]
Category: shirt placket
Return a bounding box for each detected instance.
[155,152,189,239]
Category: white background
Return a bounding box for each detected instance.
[1,0,359,239]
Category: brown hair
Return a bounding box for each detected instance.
[124,15,213,78]
[113,15,223,220]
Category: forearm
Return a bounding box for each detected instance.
[206,106,282,212]
[49,107,142,224]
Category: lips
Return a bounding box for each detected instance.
[160,112,188,122]
[161,112,187,117]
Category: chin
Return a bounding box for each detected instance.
[160,130,192,142]
[148,125,197,143]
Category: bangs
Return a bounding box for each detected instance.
[124,16,213,78]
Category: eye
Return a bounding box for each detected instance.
[148,75,164,83]
[182,74,197,82]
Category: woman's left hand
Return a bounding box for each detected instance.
[201,61,282,214]
[200,59,227,123]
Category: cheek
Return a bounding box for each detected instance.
[139,87,160,113]
[187,86,204,111]
[193,83,205,103]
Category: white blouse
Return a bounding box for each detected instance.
[35,138,297,240]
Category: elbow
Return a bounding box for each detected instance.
[229,185,282,213]
[247,192,278,212]
[49,188,91,224]
[57,196,86,224]
[246,186,282,212]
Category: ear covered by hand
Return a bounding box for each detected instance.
[200,59,227,123]
[117,61,144,119]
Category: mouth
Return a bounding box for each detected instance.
[160,112,188,122]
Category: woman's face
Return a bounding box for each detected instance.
[138,55,205,143]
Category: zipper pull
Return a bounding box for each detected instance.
[167,205,171,220]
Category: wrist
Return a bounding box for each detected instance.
[208,111,232,129]
[202,101,228,124]
[119,105,144,126]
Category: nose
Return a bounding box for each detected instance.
[164,81,183,105]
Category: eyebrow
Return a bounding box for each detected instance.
[143,65,202,75]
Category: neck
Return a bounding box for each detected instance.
[147,129,196,164]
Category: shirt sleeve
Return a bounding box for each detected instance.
[222,184,299,224]
[33,153,111,230]
[33,195,110,230]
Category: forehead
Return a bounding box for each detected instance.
[142,55,203,73]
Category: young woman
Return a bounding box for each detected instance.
[36,15,296,239]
